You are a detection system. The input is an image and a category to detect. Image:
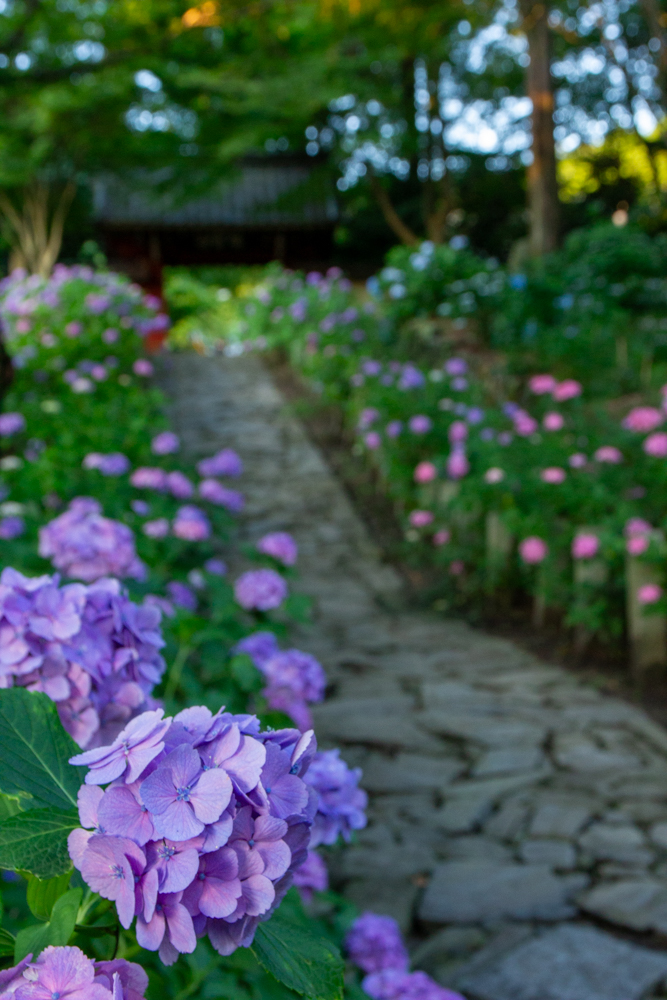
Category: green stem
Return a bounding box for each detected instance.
[164,643,192,703]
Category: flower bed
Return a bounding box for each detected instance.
[0,265,460,1000]
[165,228,667,667]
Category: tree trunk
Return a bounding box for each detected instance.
[0,181,75,276]
[521,2,560,256]
[637,0,667,105]
[368,171,419,245]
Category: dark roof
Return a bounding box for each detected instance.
[93,161,337,229]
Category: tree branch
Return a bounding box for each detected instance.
[367,170,419,246]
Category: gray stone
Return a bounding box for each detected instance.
[474,747,545,776]
[411,926,487,967]
[650,821,667,849]
[455,923,667,1000]
[579,878,667,933]
[444,836,512,862]
[344,877,418,932]
[530,800,592,838]
[520,839,576,869]
[313,699,443,752]
[360,752,465,793]
[484,798,531,840]
[419,862,577,923]
[553,734,643,772]
[578,822,653,865]
[436,796,494,833]
[417,711,545,748]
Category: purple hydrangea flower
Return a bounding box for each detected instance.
[166,581,197,612]
[398,365,425,390]
[0,412,25,436]
[204,558,226,576]
[0,570,166,747]
[151,432,180,455]
[38,498,145,582]
[445,358,468,376]
[197,449,243,478]
[93,957,149,999]
[345,912,408,973]
[83,452,131,476]
[234,569,287,611]
[69,706,322,961]
[305,749,367,846]
[293,850,328,902]
[71,709,171,784]
[11,945,123,1000]
[234,630,280,667]
[256,532,298,566]
[130,468,168,491]
[261,649,326,730]
[166,471,194,500]
[198,479,244,511]
[0,516,24,539]
[362,970,466,1000]
[143,518,169,539]
[131,500,150,517]
[172,505,210,542]
[133,359,154,377]
[386,421,403,438]
[408,415,432,434]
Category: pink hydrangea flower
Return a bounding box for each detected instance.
[626,517,652,537]
[623,406,663,433]
[528,374,556,394]
[131,468,168,491]
[519,536,548,564]
[569,453,587,468]
[143,519,169,539]
[572,532,599,559]
[627,535,649,555]
[256,532,298,566]
[553,379,582,401]
[172,506,210,541]
[409,511,434,528]
[644,432,667,457]
[365,432,381,449]
[594,446,623,463]
[414,461,437,483]
[446,449,469,479]
[133,359,154,377]
[449,560,464,576]
[638,583,662,604]
[543,412,564,431]
[484,467,505,484]
[541,467,566,484]
[448,420,468,444]
[433,529,450,546]
[513,411,538,436]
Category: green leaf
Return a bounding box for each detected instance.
[0,794,24,822]
[0,808,78,879]
[0,689,81,810]
[15,888,82,962]
[252,909,344,1000]
[26,871,73,921]
[230,654,263,693]
[0,928,15,958]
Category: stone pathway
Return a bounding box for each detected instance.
[162,351,667,1000]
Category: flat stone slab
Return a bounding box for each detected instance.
[360,752,465,792]
[579,877,667,933]
[419,862,581,923]
[456,923,667,1000]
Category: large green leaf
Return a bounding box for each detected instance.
[26,871,73,921]
[0,808,78,878]
[253,909,344,1000]
[15,888,82,962]
[0,689,81,810]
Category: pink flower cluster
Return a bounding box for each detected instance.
[528,375,582,400]
[39,498,145,583]
[69,707,318,963]
[0,568,165,747]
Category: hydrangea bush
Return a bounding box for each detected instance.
[0,265,397,1000]
[178,238,667,654]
